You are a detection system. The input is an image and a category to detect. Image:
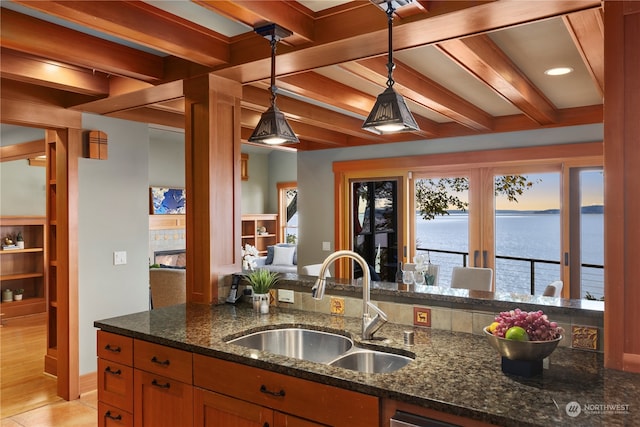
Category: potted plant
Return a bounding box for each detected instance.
[245,269,279,314]
[16,232,24,249]
[13,288,24,301]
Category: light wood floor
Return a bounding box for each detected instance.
[1,313,97,426]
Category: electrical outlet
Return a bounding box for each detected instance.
[278,289,294,303]
[113,251,127,265]
[322,241,331,251]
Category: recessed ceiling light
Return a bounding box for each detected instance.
[544,67,574,76]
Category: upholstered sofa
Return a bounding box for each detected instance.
[253,243,298,274]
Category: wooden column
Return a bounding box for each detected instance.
[604,0,640,373]
[183,74,243,304]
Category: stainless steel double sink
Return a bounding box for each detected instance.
[226,327,413,374]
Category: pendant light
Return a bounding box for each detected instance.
[363,0,419,134]
[248,24,299,145]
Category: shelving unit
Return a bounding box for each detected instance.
[0,216,47,319]
[241,214,278,256]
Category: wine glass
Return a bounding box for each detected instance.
[402,270,414,286]
[413,270,426,286]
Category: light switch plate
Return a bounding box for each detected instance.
[113,251,127,265]
[322,241,331,251]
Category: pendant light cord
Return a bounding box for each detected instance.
[270,35,278,105]
[385,1,396,89]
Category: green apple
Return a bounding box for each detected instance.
[505,326,529,341]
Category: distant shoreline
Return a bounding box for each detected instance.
[442,205,604,215]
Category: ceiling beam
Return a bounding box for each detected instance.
[11,0,230,68]
[71,81,184,115]
[196,0,315,44]
[275,71,439,136]
[436,34,559,125]
[0,139,45,162]
[215,0,601,83]
[564,9,605,98]
[0,8,163,82]
[1,49,109,96]
[242,85,387,141]
[343,58,493,130]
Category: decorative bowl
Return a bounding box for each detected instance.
[483,327,562,361]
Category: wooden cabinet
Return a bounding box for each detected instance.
[241,214,278,256]
[193,354,378,427]
[97,331,134,427]
[97,333,194,427]
[0,216,47,319]
[133,340,193,427]
[96,331,377,427]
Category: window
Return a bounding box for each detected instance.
[334,142,603,297]
[277,182,298,244]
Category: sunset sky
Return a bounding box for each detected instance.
[495,170,604,211]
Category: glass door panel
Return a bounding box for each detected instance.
[493,172,561,294]
[352,180,398,282]
[414,176,470,287]
[579,169,604,299]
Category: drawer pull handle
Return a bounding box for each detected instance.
[151,379,171,389]
[105,366,122,376]
[260,385,285,397]
[104,344,121,353]
[263,423,269,427]
[151,356,170,366]
[105,410,122,421]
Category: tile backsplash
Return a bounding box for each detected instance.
[149,228,186,264]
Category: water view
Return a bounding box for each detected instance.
[416,212,604,298]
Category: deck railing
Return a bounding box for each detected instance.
[415,247,604,297]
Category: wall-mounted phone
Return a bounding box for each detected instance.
[226,274,243,304]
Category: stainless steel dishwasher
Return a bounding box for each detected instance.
[390,411,461,427]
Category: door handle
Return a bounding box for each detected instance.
[483,250,488,268]
[473,250,479,267]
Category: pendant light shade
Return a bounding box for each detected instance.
[249,24,299,145]
[363,0,419,134]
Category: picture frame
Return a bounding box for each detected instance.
[149,187,186,214]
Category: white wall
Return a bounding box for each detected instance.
[0,126,46,216]
[296,124,604,269]
[267,150,297,213]
[240,150,269,214]
[79,114,150,375]
[148,128,185,188]
[0,159,46,215]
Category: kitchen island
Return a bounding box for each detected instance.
[95,303,637,427]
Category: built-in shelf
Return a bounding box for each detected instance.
[0,216,47,320]
[241,214,278,256]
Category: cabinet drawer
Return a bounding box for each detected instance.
[98,358,133,413]
[98,331,133,365]
[98,401,133,427]
[134,370,194,427]
[134,339,192,384]
[193,354,378,427]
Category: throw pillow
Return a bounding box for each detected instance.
[265,244,297,265]
[272,245,296,265]
[265,245,275,265]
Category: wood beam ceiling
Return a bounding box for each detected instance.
[0,0,604,150]
[11,0,230,68]
[563,8,605,98]
[436,35,559,125]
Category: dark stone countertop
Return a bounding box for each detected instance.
[95,303,635,427]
